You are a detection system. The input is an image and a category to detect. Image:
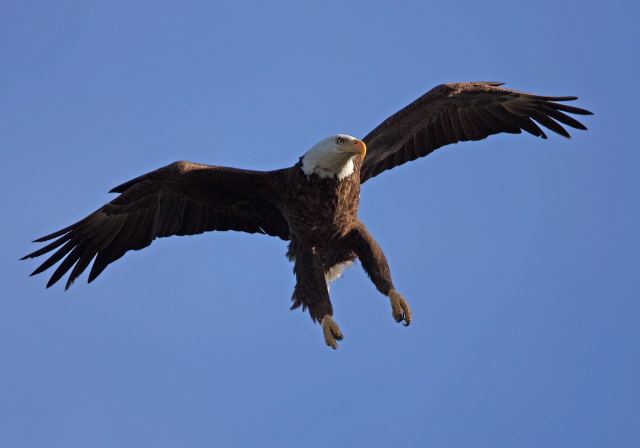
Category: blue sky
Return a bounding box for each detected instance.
[2,1,638,447]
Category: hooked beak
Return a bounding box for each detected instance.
[340,139,366,158]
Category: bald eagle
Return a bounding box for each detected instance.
[23,82,592,349]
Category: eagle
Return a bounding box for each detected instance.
[23,82,592,349]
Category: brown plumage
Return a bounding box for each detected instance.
[23,81,593,349]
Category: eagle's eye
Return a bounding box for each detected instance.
[336,138,345,145]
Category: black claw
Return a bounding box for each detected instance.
[335,334,344,341]
[403,321,410,327]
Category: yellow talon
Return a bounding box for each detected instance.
[389,290,412,326]
[322,314,343,349]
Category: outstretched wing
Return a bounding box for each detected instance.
[360,82,593,183]
[22,161,291,289]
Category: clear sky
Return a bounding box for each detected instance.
[2,1,638,447]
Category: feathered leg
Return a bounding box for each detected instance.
[349,223,412,326]
[288,242,343,349]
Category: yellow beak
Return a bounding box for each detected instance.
[343,139,366,158]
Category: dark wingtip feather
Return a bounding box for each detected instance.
[33,231,66,243]
[46,268,67,289]
[547,101,594,116]
[545,95,578,101]
[549,126,569,139]
[31,221,79,243]
[30,263,53,278]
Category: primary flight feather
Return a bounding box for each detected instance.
[23,81,593,349]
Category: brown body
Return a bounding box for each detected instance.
[282,158,393,322]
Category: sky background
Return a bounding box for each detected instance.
[2,1,638,447]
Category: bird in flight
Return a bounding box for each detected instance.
[23,81,593,349]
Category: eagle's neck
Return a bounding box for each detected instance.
[301,152,355,181]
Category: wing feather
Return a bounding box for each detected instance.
[540,105,588,130]
[438,109,458,143]
[458,108,484,140]
[465,107,495,136]
[101,211,143,259]
[430,116,447,149]
[412,127,428,161]
[29,239,76,277]
[23,161,291,288]
[449,107,469,141]
[422,121,438,151]
[47,244,87,288]
[527,109,570,138]
[475,107,520,134]
[360,82,593,182]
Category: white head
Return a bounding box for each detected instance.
[301,134,367,180]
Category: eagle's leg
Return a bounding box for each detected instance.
[350,224,412,326]
[288,243,343,349]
